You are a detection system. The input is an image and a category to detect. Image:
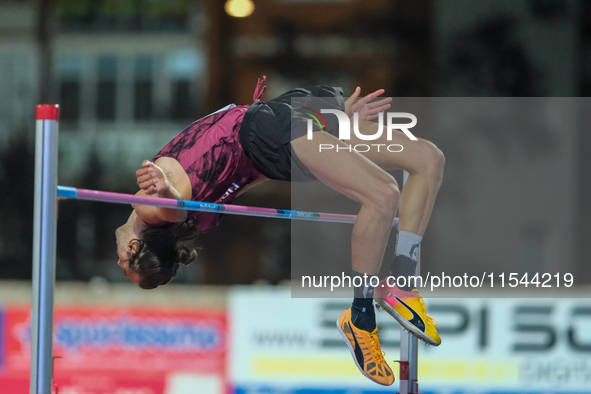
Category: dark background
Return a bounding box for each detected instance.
[0,0,589,286]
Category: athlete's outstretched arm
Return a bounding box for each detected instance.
[133,158,192,224]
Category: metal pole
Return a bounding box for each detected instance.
[31,104,59,394]
[408,247,420,393]
[399,171,420,394]
[399,327,410,394]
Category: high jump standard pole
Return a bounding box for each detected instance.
[30,102,409,394]
[398,170,420,394]
[31,104,59,394]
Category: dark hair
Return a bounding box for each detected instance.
[128,217,199,289]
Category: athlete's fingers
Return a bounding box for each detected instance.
[355,95,374,108]
[352,96,391,121]
[136,174,155,186]
[136,170,154,183]
[139,177,158,190]
[344,87,361,116]
[139,162,168,196]
[350,99,368,114]
[136,166,154,178]
[142,161,156,172]
[351,99,376,116]
[143,161,165,178]
[366,102,392,115]
[367,97,392,108]
[151,182,166,194]
[350,89,386,112]
[365,88,386,98]
[138,161,157,176]
[137,171,156,181]
[139,183,153,192]
[145,185,157,195]
[146,177,158,187]
[353,90,387,112]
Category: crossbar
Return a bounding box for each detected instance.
[57,186,400,227]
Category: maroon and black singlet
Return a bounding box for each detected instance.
[154,79,344,232]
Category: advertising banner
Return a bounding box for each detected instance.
[0,306,227,394]
[229,286,591,394]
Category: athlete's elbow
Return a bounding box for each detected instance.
[168,209,188,223]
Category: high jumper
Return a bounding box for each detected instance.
[104,77,443,385]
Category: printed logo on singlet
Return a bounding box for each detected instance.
[220,183,240,201]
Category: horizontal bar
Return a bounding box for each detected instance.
[57,186,399,227]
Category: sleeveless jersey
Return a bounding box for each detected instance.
[153,104,263,232]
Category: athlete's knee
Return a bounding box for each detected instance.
[416,140,445,181]
[367,175,399,218]
[380,178,400,204]
[427,142,445,180]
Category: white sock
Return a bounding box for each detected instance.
[395,231,422,263]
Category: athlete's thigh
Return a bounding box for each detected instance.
[291,131,395,203]
[347,119,434,173]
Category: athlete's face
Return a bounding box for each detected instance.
[116,247,141,284]
[115,225,141,284]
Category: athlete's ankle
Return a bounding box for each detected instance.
[351,269,376,332]
[395,230,422,260]
[390,231,422,291]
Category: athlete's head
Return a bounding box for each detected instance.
[116,217,199,289]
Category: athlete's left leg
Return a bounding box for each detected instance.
[347,119,445,346]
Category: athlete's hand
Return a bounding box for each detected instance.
[136,160,170,195]
[345,87,392,121]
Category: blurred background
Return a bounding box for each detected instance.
[0,0,590,393]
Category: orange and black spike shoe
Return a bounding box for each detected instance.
[337,308,394,386]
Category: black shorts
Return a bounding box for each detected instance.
[239,86,345,182]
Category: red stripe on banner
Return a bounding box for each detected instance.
[36,104,60,120]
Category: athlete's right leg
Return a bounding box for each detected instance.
[291,131,397,386]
